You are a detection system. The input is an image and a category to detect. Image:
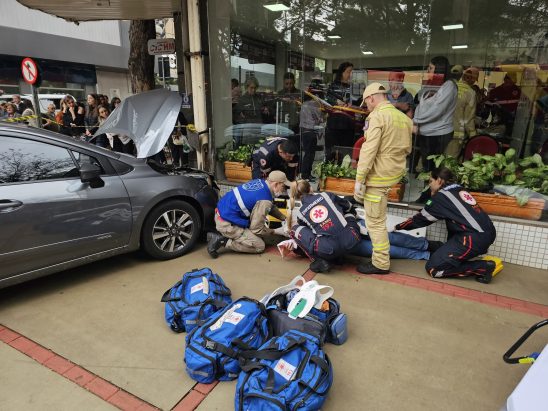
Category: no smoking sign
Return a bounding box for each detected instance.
[21,57,40,85]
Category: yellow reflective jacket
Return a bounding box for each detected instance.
[356,101,412,187]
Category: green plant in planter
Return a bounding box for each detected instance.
[217,142,261,166]
[312,159,357,181]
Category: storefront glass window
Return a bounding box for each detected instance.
[207,0,548,222]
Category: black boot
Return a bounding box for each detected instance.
[427,240,444,252]
[207,232,227,259]
[475,261,496,284]
[357,261,390,275]
[309,258,331,273]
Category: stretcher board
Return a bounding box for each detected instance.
[504,344,548,411]
[354,208,427,238]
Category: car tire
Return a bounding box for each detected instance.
[141,200,201,260]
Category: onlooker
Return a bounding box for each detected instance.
[231,78,241,105]
[94,105,110,148]
[62,96,85,137]
[1,103,18,120]
[11,94,26,114]
[206,170,290,258]
[233,77,268,124]
[446,66,478,159]
[354,82,413,274]
[277,72,301,133]
[413,56,458,173]
[251,137,298,181]
[110,96,121,112]
[325,62,357,158]
[22,107,39,127]
[387,71,414,118]
[299,87,323,179]
[487,72,521,137]
[85,94,100,141]
[42,103,60,132]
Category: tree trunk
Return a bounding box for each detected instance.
[128,20,156,94]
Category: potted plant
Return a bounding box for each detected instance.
[217,143,255,183]
[420,151,547,220]
[313,155,408,202]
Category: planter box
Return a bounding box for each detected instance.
[224,161,252,183]
[471,192,545,221]
[323,177,405,202]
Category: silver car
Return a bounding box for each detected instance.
[0,124,219,288]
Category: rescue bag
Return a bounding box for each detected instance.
[235,330,333,411]
[161,268,232,333]
[184,297,271,383]
[261,277,348,346]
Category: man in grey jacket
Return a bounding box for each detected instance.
[413,56,458,173]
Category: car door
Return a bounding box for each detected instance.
[0,134,132,280]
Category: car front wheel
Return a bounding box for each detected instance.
[141,200,201,260]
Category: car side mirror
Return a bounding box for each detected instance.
[79,162,104,188]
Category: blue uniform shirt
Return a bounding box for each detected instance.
[217,179,273,228]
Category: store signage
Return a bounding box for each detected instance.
[147,38,176,55]
[21,57,39,85]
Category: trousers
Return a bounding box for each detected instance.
[350,232,430,260]
[363,186,391,269]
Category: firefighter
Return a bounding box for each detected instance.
[289,180,361,273]
[395,167,499,283]
[207,170,290,258]
[251,137,298,181]
[354,82,413,274]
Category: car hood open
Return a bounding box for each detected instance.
[94,89,182,158]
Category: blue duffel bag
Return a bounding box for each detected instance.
[184,297,271,383]
[161,268,232,333]
[235,330,333,411]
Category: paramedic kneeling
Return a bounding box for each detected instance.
[395,167,498,283]
[207,170,291,258]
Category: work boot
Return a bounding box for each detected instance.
[475,261,496,284]
[309,258,331,273]
[427,240,444,252]
[207,232,227,259]
[357,261,390,275]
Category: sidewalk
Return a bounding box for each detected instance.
[0,244,547,410]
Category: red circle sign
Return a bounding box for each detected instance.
[21,58,39,85]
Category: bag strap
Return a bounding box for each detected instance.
[160,280,183,302]
[296,354,333,396]
[239,336,306,360]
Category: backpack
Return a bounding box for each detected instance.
[235,330,333,411]
[261,278,348,346]
[161,268,232,333]
[184,297,271,383]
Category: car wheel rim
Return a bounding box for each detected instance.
[152,208,194,253]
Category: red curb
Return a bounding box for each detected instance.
[0,328,20,343]
[136,403,161,411]
[0,325,5,332]
[497,295,525,306]
[510,305,544,317]
[8,336,37,354]
[172,389,206,411]
[63,366,96,387]
[85,377,120,401]
[194,382,218,395]
[26,344,55,364]
[109,390,149,411]
[44,354,74,374]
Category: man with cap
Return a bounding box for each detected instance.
[251,137,299,181]
[207,170,291,257]
[387,71,415,118]
[446,65,478,158]
[354,83,413,274]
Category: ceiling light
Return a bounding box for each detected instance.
[443,23,464,30]
[452,44,468,49]
[362,51,374,55]
[327,35,341,39]
[263,2,290,11]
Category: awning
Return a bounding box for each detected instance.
[17,0,181,22]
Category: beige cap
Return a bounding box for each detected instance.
[463,66,480,80]
[361,83,388,106]
[267,170,292,187]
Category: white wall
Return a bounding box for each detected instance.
[96,70,132,100]
[0,0,123,46]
